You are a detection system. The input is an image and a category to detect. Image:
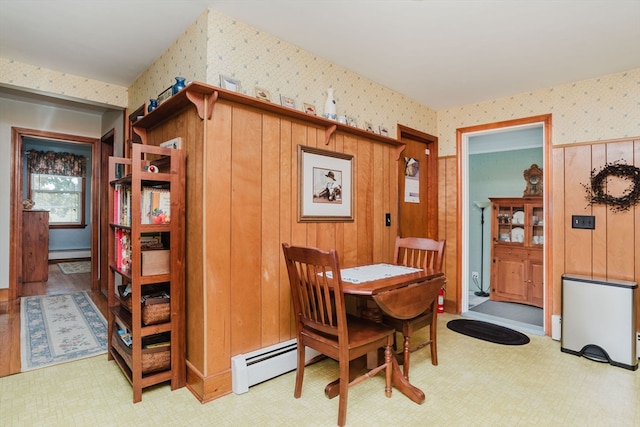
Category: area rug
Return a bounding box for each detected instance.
[21,291,108,371]
[57,261,91,275]
[447,319,530,345]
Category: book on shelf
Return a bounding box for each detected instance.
[141,187,171,224]
[142,333,171,349]
[140,233,164,249]
[114,184,132,226]
[116,229,132,273]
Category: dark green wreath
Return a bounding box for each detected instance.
[584,161,640,212]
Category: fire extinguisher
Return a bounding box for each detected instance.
[437,287,445,313]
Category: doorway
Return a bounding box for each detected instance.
[456,115,552,335]
[10,128,101,299]
[397,125,438,239]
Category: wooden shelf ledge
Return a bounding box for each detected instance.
[133,82,405,155]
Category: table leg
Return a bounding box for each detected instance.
[324,354,425,404]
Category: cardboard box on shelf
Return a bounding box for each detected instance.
[141,250,170,276]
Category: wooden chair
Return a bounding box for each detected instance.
[382,236,445,380]
[282,243,395,427]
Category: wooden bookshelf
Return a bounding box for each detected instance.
[106,143,186,402]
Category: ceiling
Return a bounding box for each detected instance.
[1,0,639,110]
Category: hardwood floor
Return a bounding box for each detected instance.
[0,261,108,378]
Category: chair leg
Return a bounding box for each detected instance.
[430,315,438,366]
[337,358,349,427]
[294,343,305,398]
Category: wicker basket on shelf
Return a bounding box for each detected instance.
[118,285,171,325]
[112,331,171,374]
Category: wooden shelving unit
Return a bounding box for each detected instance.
[489,197,544,308]
[107,143,186,403]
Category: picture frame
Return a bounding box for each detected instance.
[303,103,317,115]
[254,87,271,102]
[157,86,172,105]
[298,145,354,222]
[220,75,242,93]
[280,95,296,109]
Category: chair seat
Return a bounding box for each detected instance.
[302,315,395,360]
[383,308,433,334]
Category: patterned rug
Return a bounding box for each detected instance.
[20,292,107,371]
[58,261,91,274]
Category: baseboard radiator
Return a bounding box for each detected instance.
[231,339,321,394]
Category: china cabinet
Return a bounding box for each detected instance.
[489,197,543,308]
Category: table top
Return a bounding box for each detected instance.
[338,263,445,296]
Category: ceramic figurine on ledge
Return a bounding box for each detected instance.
[324,88,337,121]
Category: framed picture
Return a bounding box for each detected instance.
[298,145,354,222]
[303,103,316,115]
[157,86,172,105]
[280,95,296,109]
[254,87,271,102]
[220,75,242,93]
[378,125,389,137]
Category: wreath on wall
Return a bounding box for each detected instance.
[583,160,640,212]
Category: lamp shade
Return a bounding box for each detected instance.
[474,200,490,209]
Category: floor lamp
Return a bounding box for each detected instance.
[474,201,491,297]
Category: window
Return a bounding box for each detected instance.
[29,173,86,227]
[26,149,87,228]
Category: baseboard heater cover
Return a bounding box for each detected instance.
[231,339,321,394]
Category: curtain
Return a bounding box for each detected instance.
[27,150,86,177]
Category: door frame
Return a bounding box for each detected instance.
[397,124,439,239]
[10,127,100,300]
[456,114,552,334]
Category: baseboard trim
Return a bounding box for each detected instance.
[48,249,90,260]
[185,360,232,403]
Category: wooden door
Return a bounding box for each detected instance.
[492,255,527,302]
[397,125,438,239]
[530,259,544,307]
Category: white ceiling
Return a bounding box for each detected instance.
[1,0,639,110]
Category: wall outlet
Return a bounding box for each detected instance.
[472,271,479,280]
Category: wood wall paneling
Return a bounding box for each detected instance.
[605,141,635,280]
[635,139,640,330]
[563,145,594,275]
[550,148,565,314]
[230,107,263,355]
[261,113,282,347]
[205,101,233,374]
[591,143,608,277]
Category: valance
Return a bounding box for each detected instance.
[27,150,86,177]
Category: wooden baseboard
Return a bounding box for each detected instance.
[185,360,232,403]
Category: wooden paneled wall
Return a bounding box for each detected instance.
[438,156,458,309]
[552,138,640,330]
[143,97,401,399]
